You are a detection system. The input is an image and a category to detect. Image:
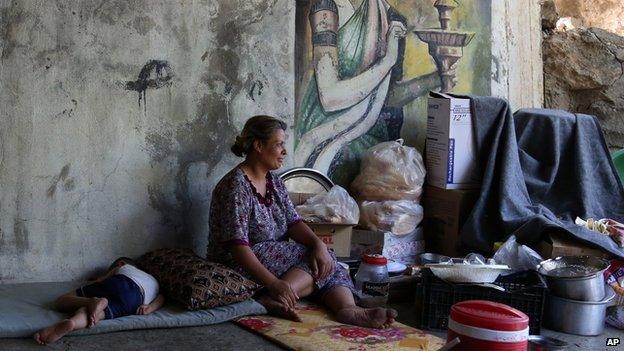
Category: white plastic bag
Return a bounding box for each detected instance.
[492,235,543,275]
[351,139,426,202]
[295,185,359,224]
[359,200,423,235]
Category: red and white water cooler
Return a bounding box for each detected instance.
[447,300,529,351]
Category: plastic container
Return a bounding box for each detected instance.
[447,300,529,351]
[416,269,545,334]
[354,254,389,307]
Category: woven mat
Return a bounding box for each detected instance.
[236,301,444,351]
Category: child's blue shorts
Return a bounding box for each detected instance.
[76,274,144,319]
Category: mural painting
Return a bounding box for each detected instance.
[294,0,491,188]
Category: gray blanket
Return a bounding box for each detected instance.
[459,97,624,257]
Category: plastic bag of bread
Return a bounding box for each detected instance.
[359,200,423,235]
[295,185,359,224]
[351,139,426,201]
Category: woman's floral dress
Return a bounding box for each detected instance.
[208,166,355,296]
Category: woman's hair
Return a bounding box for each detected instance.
[231,115,287,157]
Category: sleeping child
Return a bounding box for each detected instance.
[34,257,164,345]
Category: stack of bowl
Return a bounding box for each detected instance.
[537,256,614,336]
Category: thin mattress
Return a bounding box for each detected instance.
[0,281,266,338]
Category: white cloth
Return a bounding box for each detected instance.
[117,264,159,305]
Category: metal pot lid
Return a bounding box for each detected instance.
[527,335,569,349]
[537,255,610,279]
[547,285,616,305]
[279,167,334,193]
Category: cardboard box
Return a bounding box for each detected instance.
[537,231,612,259]
[425,92,480,189]
[350,227,425,263]
[307,223,354,257]
[422,185,479,257]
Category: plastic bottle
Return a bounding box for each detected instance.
[354,254,389,307]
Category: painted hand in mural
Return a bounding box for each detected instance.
[294,0,440,178]
[385,21,407,65]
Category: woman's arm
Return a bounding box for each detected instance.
[287,221,334,280]
[229,245,298,308]
[287,221,325,249]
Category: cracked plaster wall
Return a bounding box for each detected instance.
[0,0,293,283]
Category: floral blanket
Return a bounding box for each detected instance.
[236,302,444,351]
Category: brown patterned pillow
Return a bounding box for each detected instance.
[138,248,260,310]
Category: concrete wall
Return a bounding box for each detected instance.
[0,0,294,282]
[0,0,542,283]
[491,0,544,110]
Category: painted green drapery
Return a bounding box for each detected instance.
[295,0,397,187]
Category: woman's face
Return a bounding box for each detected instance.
[259,129,287,170]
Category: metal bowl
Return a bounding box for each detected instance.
[279,167,334,193]
[544,286,615,336]
[528,335,569,351]
[537,256,610,301]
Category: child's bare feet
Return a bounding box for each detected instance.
[33,319,74,345]
[257,295,302,322]
[87,297,108,327]
[336,306,397,329]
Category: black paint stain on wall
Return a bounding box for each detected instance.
[47,164,74,198]
[144,130,174,163]
[53,99,78,119]
[143,0,279,243]
[125,60,174,109]
[145,111,238,237]
[13,218,29,252]
[248,80,264,101]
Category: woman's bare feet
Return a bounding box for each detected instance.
[335,306,397,329]
[257,295,302,322]
[33,319,75,345]
[87,297,108,327]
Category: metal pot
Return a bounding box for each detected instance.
[544,287,615,336]
[537,256,610,301]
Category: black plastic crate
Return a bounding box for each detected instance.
[416,269,546,334]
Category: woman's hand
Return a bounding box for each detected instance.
[309,242,334,281]
[385,21,407,64]
[267,279,299,309]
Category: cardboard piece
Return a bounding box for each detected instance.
[306,223,354,257]
[425,92,480,190]
[422,185,479,257]
[351,227,425,263]
[537,231,612,259]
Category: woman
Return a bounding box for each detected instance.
[208,115,396,328]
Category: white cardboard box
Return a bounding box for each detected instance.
[350,227,425,264]
[425,92,480,189]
